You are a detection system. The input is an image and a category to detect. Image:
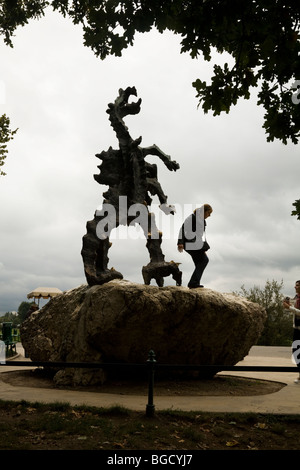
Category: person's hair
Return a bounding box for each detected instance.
[193,204,212,214]
[204,204,213,213]
[296,280,300,284]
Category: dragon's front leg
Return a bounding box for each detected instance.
[142,144,180,171]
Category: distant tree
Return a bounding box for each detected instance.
[0,114,17,176]
[0,310,19,326]
[0,301,37,330]
[236,279,293,346]
[0,311,14,322]
[17,301,33,323]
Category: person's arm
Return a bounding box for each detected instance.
[289,306,300,317]
[284,302,300,317]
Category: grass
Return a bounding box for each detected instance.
[0,399,300,451]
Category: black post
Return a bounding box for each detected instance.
[146,349,156,417]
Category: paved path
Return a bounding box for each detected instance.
[0,345,300,414]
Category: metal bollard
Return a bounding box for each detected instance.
[146,349,156,417]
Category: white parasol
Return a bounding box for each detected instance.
[27,287,63,306]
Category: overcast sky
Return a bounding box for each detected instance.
[0,9,300,313]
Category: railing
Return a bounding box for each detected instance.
[0,349,298,416]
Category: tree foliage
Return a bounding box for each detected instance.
[1,1,300,217]
[236,279,293,346]
[0,301,33,326]
[2,0,300,145]
[0,0,47,46]
[0,114,17,176]
[291,199,300,220]
[17,300,33,323]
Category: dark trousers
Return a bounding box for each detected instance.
[292,328,300,370]
[185,249,209,288]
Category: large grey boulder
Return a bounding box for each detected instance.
[20,280,266,386]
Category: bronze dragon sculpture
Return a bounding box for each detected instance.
[81,87,182,287]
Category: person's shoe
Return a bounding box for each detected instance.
[294,378,300,384]
[188,285,204,289]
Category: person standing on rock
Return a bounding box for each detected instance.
[283,280,300,383]
[177,204,213,289]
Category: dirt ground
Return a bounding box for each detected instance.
[0,368,285,396]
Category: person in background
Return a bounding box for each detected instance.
[177,204,213,288]
[283,280,300,383]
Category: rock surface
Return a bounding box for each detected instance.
[20,280,266,386]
